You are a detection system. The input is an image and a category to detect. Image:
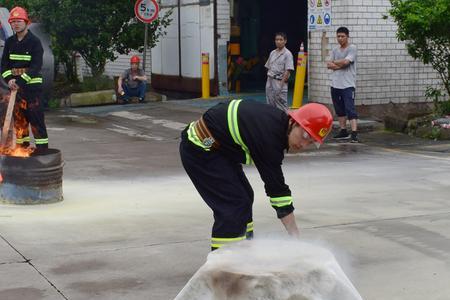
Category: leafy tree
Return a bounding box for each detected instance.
[389,0,450,99]
[3,1,172,79]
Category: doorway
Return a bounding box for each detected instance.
[229,0,308,92]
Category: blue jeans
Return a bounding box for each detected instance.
[122,82,146,101]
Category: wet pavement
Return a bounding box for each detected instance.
[0,99,449,300]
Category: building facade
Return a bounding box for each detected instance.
[308,0,441,106]
[101,0,441,107]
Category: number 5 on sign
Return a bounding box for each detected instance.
[135,0,159,23]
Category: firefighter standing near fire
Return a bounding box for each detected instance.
[1,7,48,151]
[180,100,333,250]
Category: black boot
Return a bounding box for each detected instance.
[333,129,350,139]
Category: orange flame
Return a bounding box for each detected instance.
[0,173,3,183]
[0,147,34,157]
[17,128,24,137]
[0,92,33,158]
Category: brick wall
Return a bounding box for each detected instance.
[308,0,442,106]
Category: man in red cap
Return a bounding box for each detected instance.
[1,6,48,151]
[117,55,147,104]
[179,100,333,250]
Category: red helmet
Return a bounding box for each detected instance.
[8,7,30,24]
[288,103,333,144]
[130,55,140,64]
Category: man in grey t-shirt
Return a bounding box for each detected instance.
[327,27,359,142]
[117,55,147,104]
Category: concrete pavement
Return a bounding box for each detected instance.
[0,100,449,300]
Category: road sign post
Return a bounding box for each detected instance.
[134,0,160,71]
[144,23,148,71]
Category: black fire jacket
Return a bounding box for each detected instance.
[202,99,293,218]
[1,30,43,89]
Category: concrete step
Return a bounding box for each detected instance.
[332,119,382,133]
[64,90,167,107]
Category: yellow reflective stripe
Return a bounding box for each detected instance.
[35,138,48,145]
[9,54,32,61]
[21,73,32,82]
[211,236,246,248]
[27,78,43,84]
[227,99,253,165]
[211,236,246,242]
[270,196,293,207]
[246,222,254,232]
[2,70,12,78]
[16,136,30,143]
[187,121,210,151]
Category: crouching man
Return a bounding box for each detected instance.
[117,55,147,104]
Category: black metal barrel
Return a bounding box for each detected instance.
[0,148,63,204]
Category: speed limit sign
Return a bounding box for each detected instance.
[135,0,159,23]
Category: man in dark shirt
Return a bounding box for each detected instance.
[179,100,333,250]
[1,6,48,150]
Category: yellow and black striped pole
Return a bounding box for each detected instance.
[202,52,210,99]
[292,43,308,108]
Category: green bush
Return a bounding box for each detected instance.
[47,98,60,109]
[52,75,114,98]
[7,1,172,78]
[78,76,114,93]
[438,100,450,115]
[390,0,450,98]
[425,86,450,116]
[430,126,441,139]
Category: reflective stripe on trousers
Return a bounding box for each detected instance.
[211,221,254,250]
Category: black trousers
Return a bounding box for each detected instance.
[14,87,48,149]
[180,132,254,250]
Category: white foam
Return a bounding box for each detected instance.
[175,239,363,300]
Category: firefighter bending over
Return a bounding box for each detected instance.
[1,7,48,151]
[179,100,333,250]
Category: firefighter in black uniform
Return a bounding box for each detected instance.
[180,100,333,250]
[1,7,48,150]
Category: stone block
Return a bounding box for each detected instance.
[68,90,116,107]
[145,91,166,102]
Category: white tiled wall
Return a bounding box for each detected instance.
[308,0,442,105]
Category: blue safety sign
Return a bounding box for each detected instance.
[308,0,331,31]
[324,13,331,25]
